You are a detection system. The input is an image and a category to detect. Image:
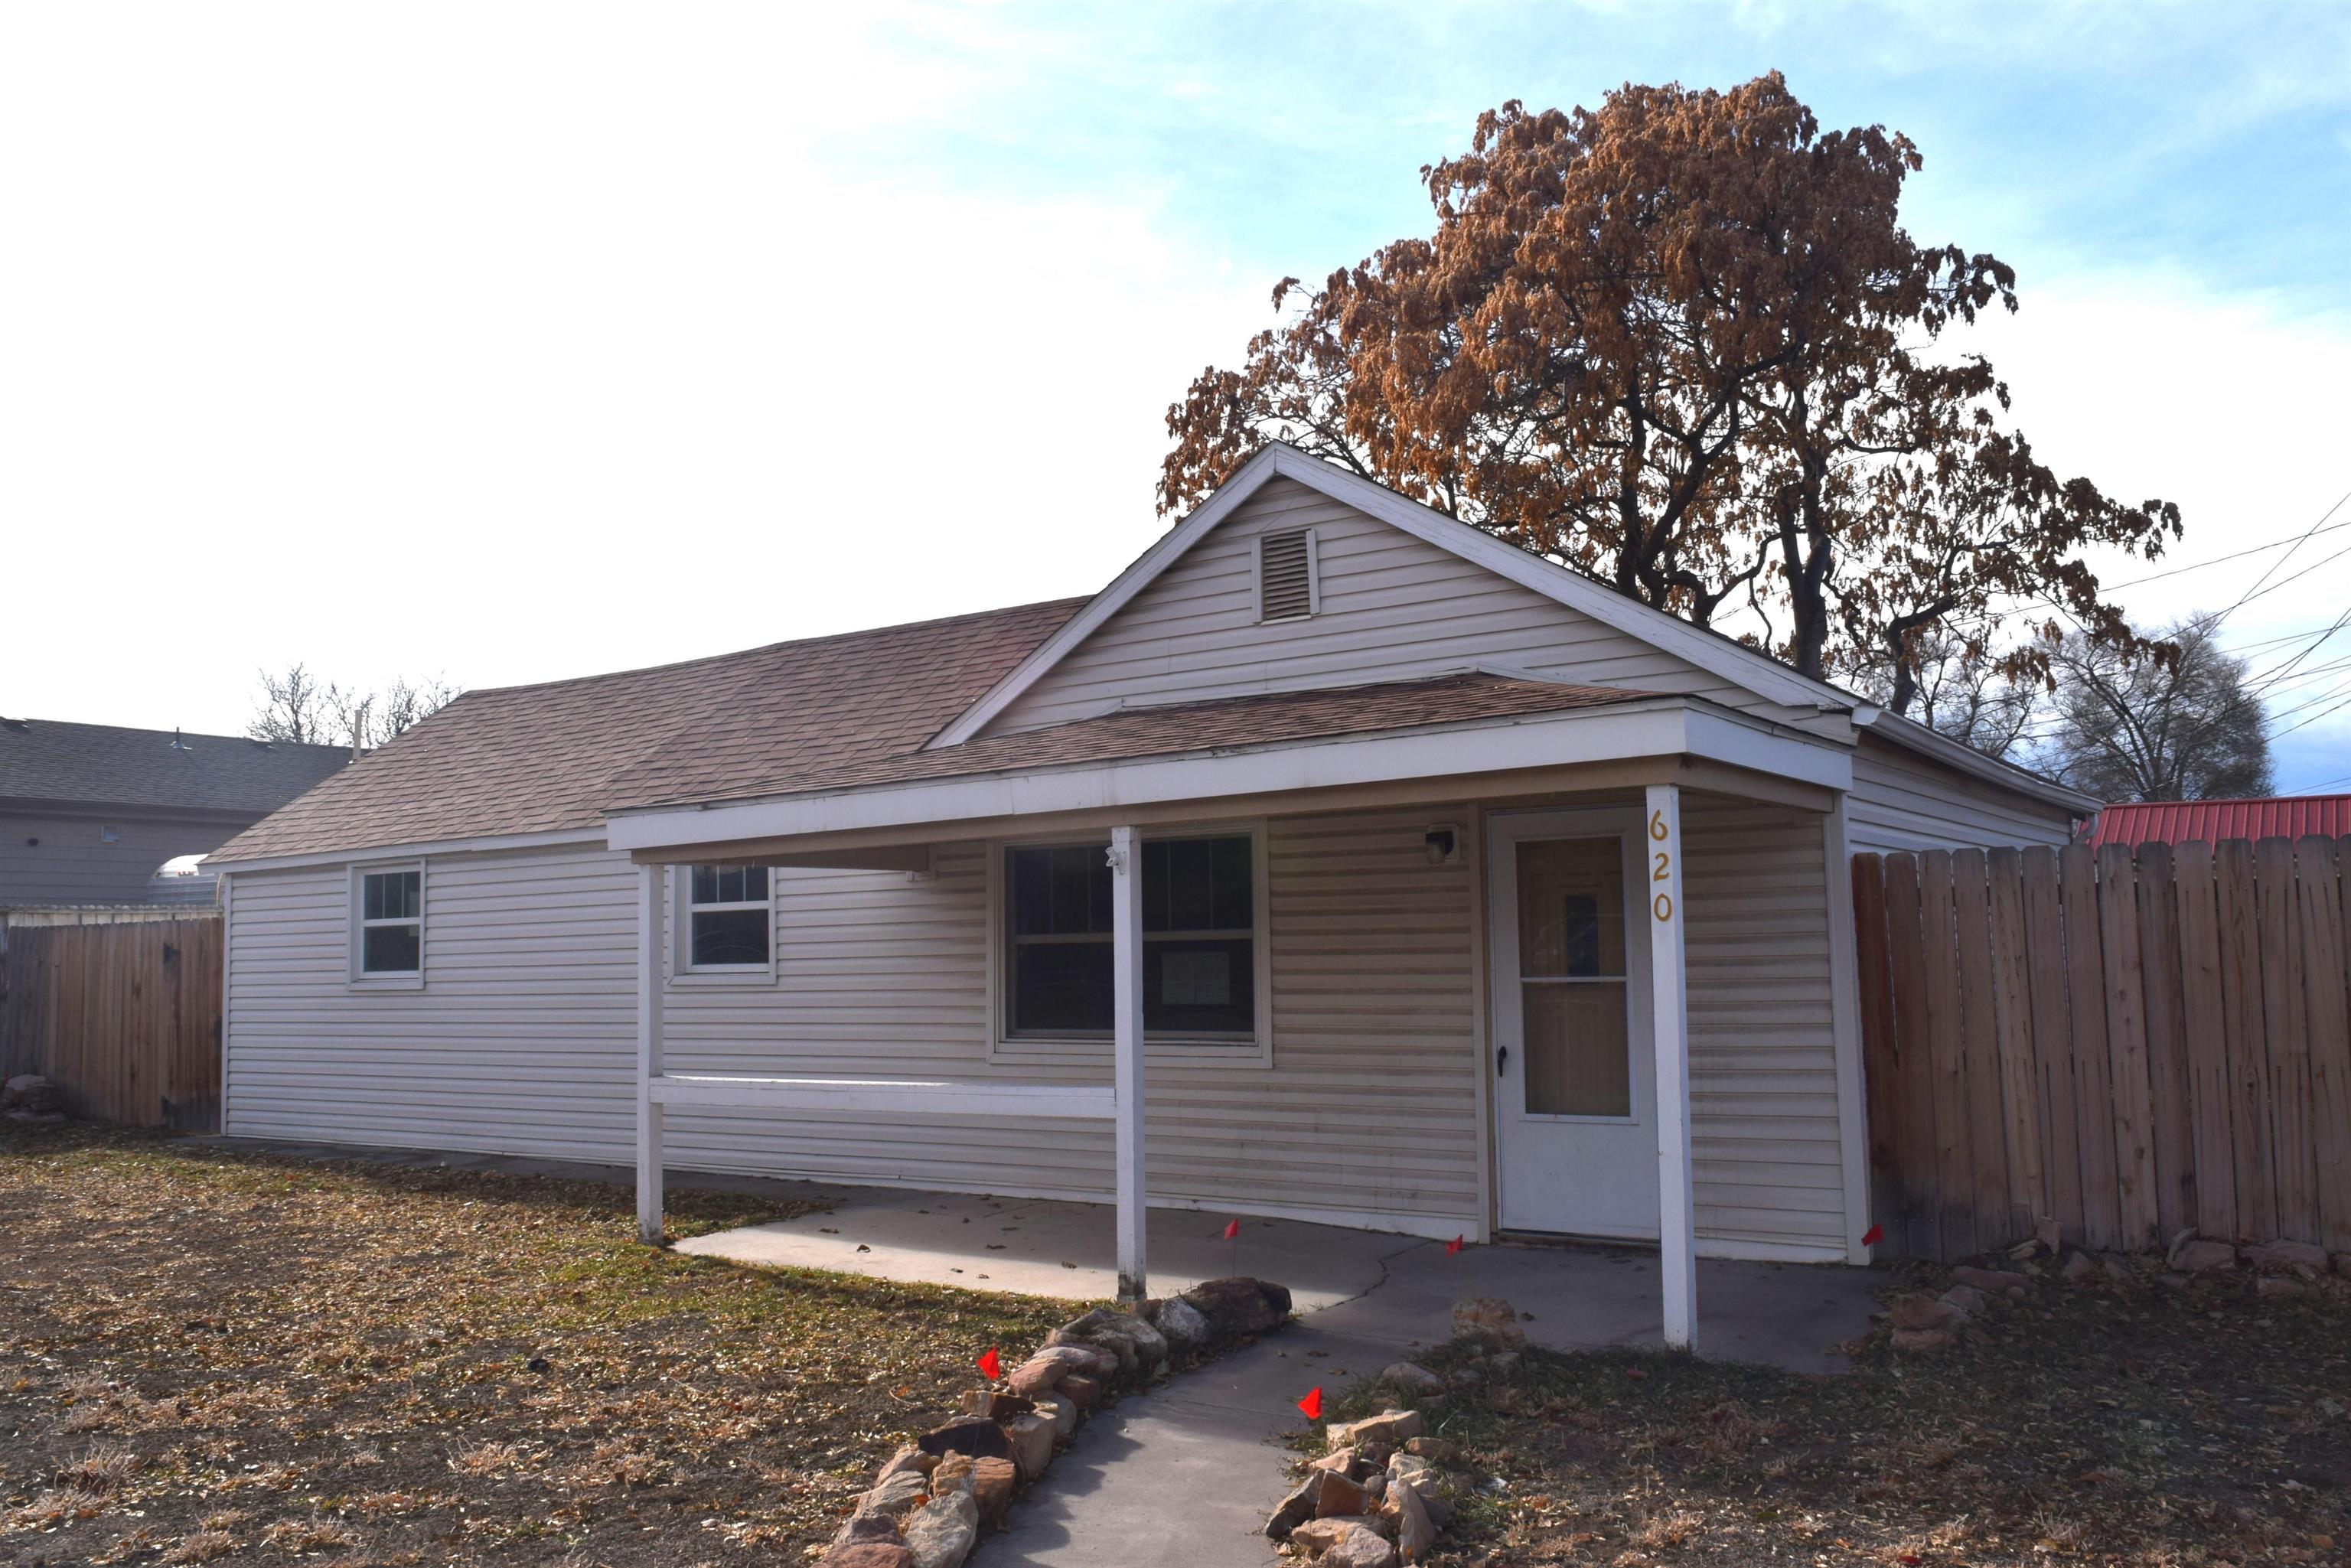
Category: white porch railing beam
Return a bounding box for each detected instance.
[1645,783,1697,1351]
[1109,823,1148,1302]
[636,862,666,1246]
[648,1074,1115,1120]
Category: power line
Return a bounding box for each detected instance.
[2102,511,2351,591]
[2182,488,2351,640]
[2268,685,2351,741]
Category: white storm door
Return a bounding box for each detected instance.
[1489,808,1658,1237]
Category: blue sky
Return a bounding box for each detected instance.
[2,1,2346,789]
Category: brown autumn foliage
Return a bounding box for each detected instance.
[1159,73,2180,706]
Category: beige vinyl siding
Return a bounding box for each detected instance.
[1682,797,1847,1259]
[224,807,1485,1230]
[1845,733,2076,855]
[990,478,1840,737]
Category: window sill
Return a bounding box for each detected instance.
[346,974,425,993]
[990,1036,1273,1071]
[667,969,778,989]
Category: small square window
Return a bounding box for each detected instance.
[683,863,772,972]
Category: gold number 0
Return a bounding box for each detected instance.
[1653,892,1674,921]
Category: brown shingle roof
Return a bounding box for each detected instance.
[607,671,1658,812]
[207,598,1087,863]
[0,719,349,815]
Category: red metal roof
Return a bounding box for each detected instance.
[2083,795,2351,847]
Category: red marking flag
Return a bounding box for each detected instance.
[1444,1235,1463,1256]
[977,1348,1002,1381]
[1860,1224,1883,1247]
[1296,1387,1324,1420]
[1222,1218,1241,1240]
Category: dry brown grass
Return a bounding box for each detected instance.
[1316,1257,2351,1566]
[0,1121,1080,1565]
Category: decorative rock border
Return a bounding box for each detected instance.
[814,1277,1294,1568]
[1263,1298,1521,1566]
[1885,1227,2350,1354]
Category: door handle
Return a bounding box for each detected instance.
[1496,1045,1508,1079]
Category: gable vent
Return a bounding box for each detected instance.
[1257,527,1317,622]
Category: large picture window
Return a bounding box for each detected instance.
[1003,833,1256,1040]
[686,864,771,970]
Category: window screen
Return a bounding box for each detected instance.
[358,868,422,975]
[688,863,771,968]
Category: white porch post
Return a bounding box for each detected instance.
[1108,825,1147,1301]
[1645,784,1697,1351]
[636,862,666,1246]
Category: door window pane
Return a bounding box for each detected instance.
[1516,836,1631,1117]
[1522,980,1631,1116]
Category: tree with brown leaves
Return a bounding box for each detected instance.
[1160,73,2179,703]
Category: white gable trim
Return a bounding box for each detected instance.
[931,445,1848,750]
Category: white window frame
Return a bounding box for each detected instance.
[1251,526,1320,624]
[670,862,778,985]
[986,820,1273,1069]
[347,860,426,990]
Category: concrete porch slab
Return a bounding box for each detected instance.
[674,1192,1420,1312]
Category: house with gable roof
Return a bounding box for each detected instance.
[205,447,2095,1345]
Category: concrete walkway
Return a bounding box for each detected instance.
[197,1141,1878,1568]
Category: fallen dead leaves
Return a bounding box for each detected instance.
[1313,1258,2350,1566]
[0,1122,1078,1565]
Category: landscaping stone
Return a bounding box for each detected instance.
[1383,1472,1436,1563]
[1309,1447,1361,1476]
[2245,1240,2330,1275]
[957,1388,1035,1421]
[902,1490,979,1568]
[1890,1328,1955,1354]
[917,1417,1014,1463]
[1,1075,60,1113]
[1037,1390,1078,1440]
[1058,1372,1103,1409]
[1008,1347,1094,1396]
[1293,1517,1400,1564]
[877,1445,937,1482]
[1950,1265,2031,1295]
[967,1457,1016,1523]
[929,1454,975,1495]
[1003,1409,1056,1481]
[2059,1250,2101,1286]
[1379,1361,1445,1394]
[853,1469,931,1520]
[1329,1409,1424,1448]
[1180,1276,1293,1336]
[1887,1293,1963,1331]
[2173,1240,2239,1273]
[1315,1471,1371,1517]
[818,1545,916,1568]
[1266,1472,1325,1538]
[1403,1436,1464,1466]
[1939,1283,1988,1314]
[1449,1297,1526,1348]
[830,1515,905,1550]
[1150,1294,1211,1347]
[2257,1275,2311,1299]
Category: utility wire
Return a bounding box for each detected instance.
[2102,511,2351,591]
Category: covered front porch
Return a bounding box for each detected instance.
[611,689,1870,1353]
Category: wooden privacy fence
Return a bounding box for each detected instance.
[0,915,223,1131]
[1852,838,2351,1262]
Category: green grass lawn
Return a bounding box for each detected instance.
[1316,1255,2350,1567]
[0,1123,1079,1566]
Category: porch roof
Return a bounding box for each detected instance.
[608,670,1657,812]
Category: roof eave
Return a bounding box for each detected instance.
[1859,709,2100,816]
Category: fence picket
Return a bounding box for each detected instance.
[1852,856,1901,1241]
[2256,837,2318,1244]
[1917,852,1977,1260]
[2294,836,2351,1252]
[1987,849,2046,1234]
[2134,843,2197,1239]
[0,916,220,1131]
[2020,848,2083,1246]
[2062,844,2123,1251]
[1883,854,1942,1257]
[2171,841,2238,1240]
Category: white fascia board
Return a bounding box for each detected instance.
[1859,709,2100,816]
[202,826,610,875]
[608,699,1852,852]
[931,445,1856,748]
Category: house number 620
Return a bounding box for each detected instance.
[1648,810,1674,921]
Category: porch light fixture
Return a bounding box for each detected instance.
[1423,824,1460,865]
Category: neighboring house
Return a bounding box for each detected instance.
[2083,794,2351,849]
[1,719,347,909]
[205,446,2095,1345]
